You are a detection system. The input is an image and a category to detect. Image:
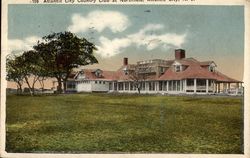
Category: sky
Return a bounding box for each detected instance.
[8,4,244,81]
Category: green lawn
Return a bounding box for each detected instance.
[6,93,244,153]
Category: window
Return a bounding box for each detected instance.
[149,82,155,91]
[141,82,145,91]
[160,67,166,74]
[130,82,134,90]
[125,82,129,90]
[209,80,212,86]
[209,66,215,72]
[95,81,97,84]
[103,81,105,84]
[118,82,124,90]
[173,81,177,90]
[187,79,194,86]
[67,82,76,89]
[159,81,162,91]
[99,81,102,84]
[94,69,103,78]
[197,79,206,86]
[175,65,181,72]
[177,80,180,91]
[109,83,113,90]
[114,82,117,90]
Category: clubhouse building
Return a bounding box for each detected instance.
[65,49,243,95]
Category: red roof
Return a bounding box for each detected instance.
[69,69,117,80]
[211,71,241,83]
[68,58,241,83]
[158,58,241,83]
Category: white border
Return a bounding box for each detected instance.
[1,0,249,158]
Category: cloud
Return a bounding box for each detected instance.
[96,36,132,57]
[68,10,130,33]
[96,24,187,58]
[8,36,41,54]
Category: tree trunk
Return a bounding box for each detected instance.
[63,80,67,93]
[24,77,33,96]
[32,78,37,95]
[57,77,63,93]
[38,79,45,92]
[16,82,22,94]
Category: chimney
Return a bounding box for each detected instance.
[175,49,185,60]
[123,57,128,66]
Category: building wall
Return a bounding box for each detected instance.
[76,81,92,92]
[91,80,109,92]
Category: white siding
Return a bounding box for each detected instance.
[76,82,92,92]
[91,81,109,92]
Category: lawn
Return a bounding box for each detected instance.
[6,93,244,153]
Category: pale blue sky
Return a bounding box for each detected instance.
[8,5,244,80]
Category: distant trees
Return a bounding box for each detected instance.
[6,51,47,95]
[6,55,25,94]
[6,31,98,95]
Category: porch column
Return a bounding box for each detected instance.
[194,78,197,93]
[128,82,131,91]
[235,83,238,94]
[123,82,125,92]
[183,79,186,93]
[228,83,231,92]
[206,79,209,94]
[180,80,183,91]
[145,82,149,91]
[218,83,220,93]
[155,81,158,92]
[223,83,227,93]
[213,81,216,93]
[166,81,169,92]
[215,81,217,93]
[112,82,115,91]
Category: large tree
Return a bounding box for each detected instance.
[33,31,98,93]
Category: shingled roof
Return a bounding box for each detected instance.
[68,56,241,83]
[68,69,117,80]
[158,58,240,82]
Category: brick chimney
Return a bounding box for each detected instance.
[123,57,128,66]
[175,49,185,60]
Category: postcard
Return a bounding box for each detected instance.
[1,0,250,158]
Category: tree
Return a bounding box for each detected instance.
[21,50,46,95]
[126,66,149,94]
[6,51,45,96]
[33,31,98,93]
[6,55,25,94]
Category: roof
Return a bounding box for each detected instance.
[200,61,217,66]
[69,69,117,80]
[212,71,242,83]
[158,58,241,83]
[158,58,216,80]
[68,57,241,83]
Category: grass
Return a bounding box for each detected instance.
[6,93,244,153]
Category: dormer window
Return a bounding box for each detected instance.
[209,65,215,72]
[173,61,182,72]
[123,66,128,75]
[208,62,216,72]
[77,70,85,79]
[94,69,103,78]
[175,65,181,72]
[160,67,166,74]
